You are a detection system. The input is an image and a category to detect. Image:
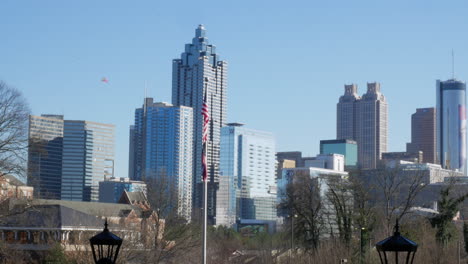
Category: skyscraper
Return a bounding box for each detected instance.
[436,79,466,174]
[172,25,227,221]
[406,108,436,164]
[28,115,114,201]
[218,123,277,225]
[336,82,388,169]
[28,115,64,199]
[337,84,360,140]
[61,120,114,201]
[129,98,193,220]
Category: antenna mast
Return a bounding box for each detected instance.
[452,49,455,80]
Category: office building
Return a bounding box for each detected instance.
[61,120,114,202]
[336,83,388,169]
[406,108,436,164]
[337,84,360,140]
[436,79,466,174]
[99,177,147,203]
[172,25,228,221]
[28,115,114,202]
[276,151,304,168]
[28,115,64,199]
[129,98,193,220]
[320,139,358,167]
[217,123,276,225]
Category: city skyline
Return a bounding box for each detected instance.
[2,1,468,178]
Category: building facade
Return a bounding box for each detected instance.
[28,115,114,202]
[337,84,360,140]
[336,83,388,169]
[99,177,147,203]
[436,79,466,174]
[320,139,358,167]
[172,25,227,221]
[129,98,193,220]
[217,123,276,226]
[406,108,437,164]
[28,115,64,199]
[61,120,114,202]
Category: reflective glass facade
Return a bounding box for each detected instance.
[98,178,147,203]
[218,124,276,224]
[172,25,227,221]
[129,99,193,220]
[61,121,114,202]
[320,139,358,167]
[28,115,114,202]
[436,79,466,174]
[28,115,64,199]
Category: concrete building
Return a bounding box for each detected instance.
[436,79,466,175]
[382,151,423,164]
[172,25,228,221]
[217,123,276,226]
[406,108,437,164]
[337,84,360,140]
[276,159,296,180]
[303,154,345,172]
[337,83,388,169]
[320,139,358,167]
[129,98,193,220]
[98,177,147,203]
[28,115,115,202]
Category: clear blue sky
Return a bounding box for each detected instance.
[1,0,467,178]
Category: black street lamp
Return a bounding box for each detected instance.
[376,221,418,264]
[90,219,123,264]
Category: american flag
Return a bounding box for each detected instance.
[202,89,210,182]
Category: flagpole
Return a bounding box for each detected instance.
[202,155,208,264]
[202,77,209,264]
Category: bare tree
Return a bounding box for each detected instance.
[371,165,427,235]
[278,173,323,251]
[0,81,30,179]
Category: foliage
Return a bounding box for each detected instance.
[430,185,468,246]
[43,243,74,264]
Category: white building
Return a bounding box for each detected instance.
[217,123,276,226]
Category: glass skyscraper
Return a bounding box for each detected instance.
[172,25,227,221]
[61,120,114,202]
[28,115,64,199]
[28,115,115,201]
[436,79,466,174]
[129,98,193,220]
[218,123,276,225]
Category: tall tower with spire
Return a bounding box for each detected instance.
[172,25,228,222]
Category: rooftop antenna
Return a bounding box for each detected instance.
[452,49,455,80]
[144,80,148,99]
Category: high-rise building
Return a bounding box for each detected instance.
[28,115,64,199]
[337,84,360,140]
[61,120,114,202]
[276,151,304,168]
[217,123,277,225]
[172,25,227,221]
[406,108,436,164]
[28,115,114,201]
[336,83,388,169]
[129,98,193,220]
[436,79,466,174]
[320,139,358,167]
